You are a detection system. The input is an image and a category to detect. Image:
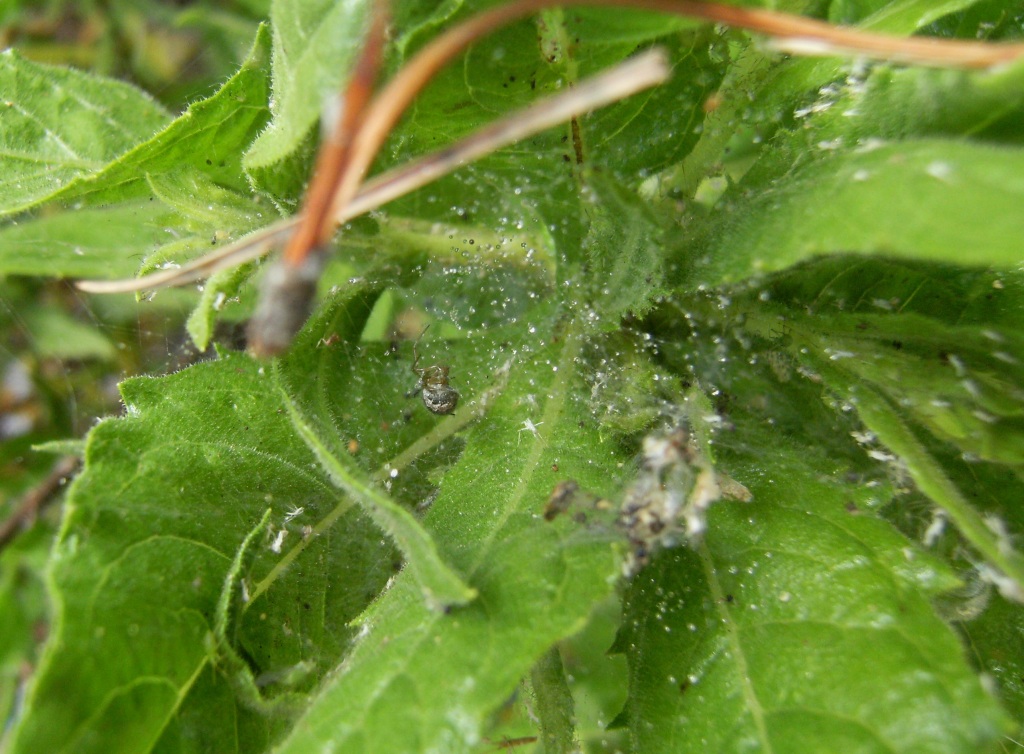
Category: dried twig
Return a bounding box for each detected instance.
[0,455,79,551]
[76,50,670,294]
[283,1,389,265]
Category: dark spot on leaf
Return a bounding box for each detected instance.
[891,340,903,350]
[725,594,734,603]
[679,679,690,694]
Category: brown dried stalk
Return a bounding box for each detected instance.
[282,1,389,266]
[76,50,670,294]
[0,456,79,551]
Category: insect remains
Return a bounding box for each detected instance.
[412,327,459,415]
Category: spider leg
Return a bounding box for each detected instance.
[411,324,432,373]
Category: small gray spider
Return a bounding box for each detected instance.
[411,327,459,415]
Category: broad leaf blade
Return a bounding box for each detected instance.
[0,201,179,279]
[0,26,273,284]
[277,386,476,608]
[274,320,633,753]
[583,172,670,322]
[746,256,1024,465]
[694,139,1024,287]
[0,50,170,217]
[6,284,397,754]
[615,418,1011,752]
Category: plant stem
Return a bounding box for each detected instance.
[649,43,777,202]
[530,646,578,754]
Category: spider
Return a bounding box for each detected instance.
[411,326,459,415]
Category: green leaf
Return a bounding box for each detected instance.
[7,1,1024,751]
[20,307,116,361]
[243,0,370,201]
[0,25,271,218]
[790,58,1024,147]
[838,380,1024,600]
[693,139,1024,286]
[0,50,170,217]
[817,313,1024,464]
[0,200,178,279]
[0,525,52,744]
[0,25,273,287]
[582,172,670,323]
[277,381,476,608]
[835,0,990,29]
[957,587,1024,726]
[374,8,726,259]
[5,284,399,754]
[743,0,997,144]
[143,168,275,349]
[615,418,1011,753]
[273,320,632,753]
[739,254,1024,462]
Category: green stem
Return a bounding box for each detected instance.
[530,646,578,754]
[646,43,777,202]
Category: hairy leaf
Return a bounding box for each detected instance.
[615,410,1011,753]
[274,318,633,753]
[243,0,370,201]
[0,25,272,285]
[5,284,401,754]
[694,139,1024,287]
[4,1,1024,752]
[0,50,170,217]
